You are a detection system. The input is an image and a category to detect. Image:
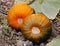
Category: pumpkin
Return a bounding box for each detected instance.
[7,4,34,29]
[21,14,52,43]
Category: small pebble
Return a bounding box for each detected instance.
[17,40,33,46]
[40,43,45,46]
[0,31,3,37]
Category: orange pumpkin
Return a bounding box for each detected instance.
[7,4,34,29]
[21,14,52,43]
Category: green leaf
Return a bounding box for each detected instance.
[39,0,44,4]
[46,35,60,46]
[3,25,8,30]
[30,0,60,19]
[56,17,60,22]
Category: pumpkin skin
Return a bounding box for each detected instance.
[21,14,52,43]
[7,4,34,29]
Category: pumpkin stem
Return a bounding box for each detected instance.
[32,27,40,34]
[18,18,23,24]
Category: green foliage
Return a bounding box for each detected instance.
[3,25,8,30]
[39,0,44,4]
[46,35,60,46]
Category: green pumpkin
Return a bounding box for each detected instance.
[21,14,52,43]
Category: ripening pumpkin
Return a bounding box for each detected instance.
[21,14,52,43]
[7,4,34,29]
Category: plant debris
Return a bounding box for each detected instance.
[0,0,14,14]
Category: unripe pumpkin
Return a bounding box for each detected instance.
[21,14,52,43]
[7,4,34,29]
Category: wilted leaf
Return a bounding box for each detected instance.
[30,0,60,19]
[46,35,60,46]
